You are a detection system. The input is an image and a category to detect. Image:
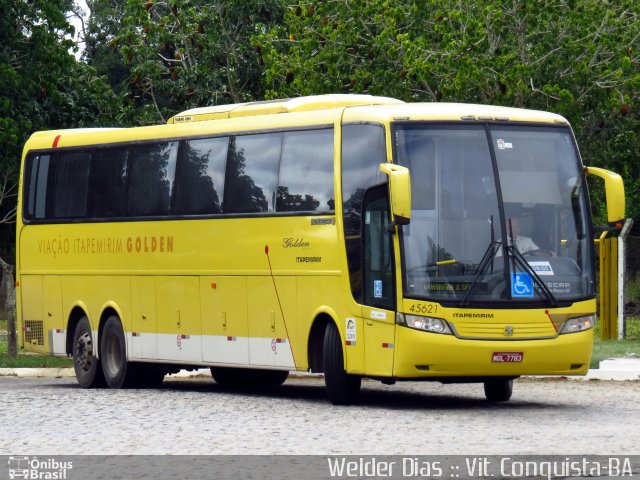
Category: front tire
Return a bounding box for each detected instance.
[72,316,105,388]
[323,322,361,405]
[484,379,513,402]
[100,315,138,388]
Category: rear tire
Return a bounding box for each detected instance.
[100,315,138,388]
[323,322,361,405]
[72,316,105,388]
[484,379,513,402]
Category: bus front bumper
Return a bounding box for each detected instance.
[393,326,593,378]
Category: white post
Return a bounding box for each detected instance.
[618,219,633,340]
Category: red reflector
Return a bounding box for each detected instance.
[52,135,61,148]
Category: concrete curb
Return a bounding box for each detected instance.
[1,359,639,381]
[0,367,76,378]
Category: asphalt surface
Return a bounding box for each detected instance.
[1,356,639,380]
[1,371,639,455]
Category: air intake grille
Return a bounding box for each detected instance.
[24,320,44,346]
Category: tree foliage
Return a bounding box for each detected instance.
[0,0,120,258]
[256,0,640,225]
[0,0,639,251]
[84,0,132,100]
[115,0,285,124]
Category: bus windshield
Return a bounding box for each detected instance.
[395,123,594,306]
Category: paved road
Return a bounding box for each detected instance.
[0,375,639,455]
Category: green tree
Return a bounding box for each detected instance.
[0,0,121,354]
[84,0,132,98]
[256,0,640,226]
[117,0,285,124]
[0,0,121,259]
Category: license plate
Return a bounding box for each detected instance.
[492,352,523,363]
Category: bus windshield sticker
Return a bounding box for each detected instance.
[346,318,356,345]
[374,280,383,298]
[527,261,554,276]
[511,272,534,298]
[496,138,513,150]
[311,217,335,225]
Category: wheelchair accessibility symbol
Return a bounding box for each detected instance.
[511,272,534,298]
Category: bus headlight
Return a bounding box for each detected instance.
[397,313,452,335]
[559,314,595,334]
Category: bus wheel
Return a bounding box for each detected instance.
[210,366,236,385]
[72,316,105,388]
[252,369,288,386]
[323,322,361,405]
[484,379,513,402]
[100,315,138,388]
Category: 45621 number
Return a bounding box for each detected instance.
[408,303,438,315]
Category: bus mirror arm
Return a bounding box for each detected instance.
[379,163,411,230]
[387,216,410,234]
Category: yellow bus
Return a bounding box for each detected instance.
[16,94,624,404]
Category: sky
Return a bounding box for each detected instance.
[68,0,89,59]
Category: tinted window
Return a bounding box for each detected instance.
[126,142,178,216]
[88,147,128,218]
[341,124,387,301]
[173,137,229,215]
[35,155,51,220]
[363,185,395,310]
[24,155,49,219]
[223,133,282,213]
[53,151,91,218]
[276,129,334,213]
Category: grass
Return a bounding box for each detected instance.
[1,317,639,370]
[0,318,72,368]
[591,316,640,368]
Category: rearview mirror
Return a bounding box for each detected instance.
[379,163,411,227]
[585,166,625,229]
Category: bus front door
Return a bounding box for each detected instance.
[362,185,396,377]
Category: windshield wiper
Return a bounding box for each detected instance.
[460,240,502,306]
[507,244,558,307]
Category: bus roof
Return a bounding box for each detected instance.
[23,95,570,152]
[341,102,570,125]
[167,94,404,124]
[168,94,569,126]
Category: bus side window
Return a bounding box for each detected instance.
[88,147,128,218]
[126,141,178,217]
[223,133,282,214]
[24,154,43,220]
[53,151,91,219]
[341,124,386,303]
[276,129,334,213]
[362,184,394,310]
[173,137,229,215]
